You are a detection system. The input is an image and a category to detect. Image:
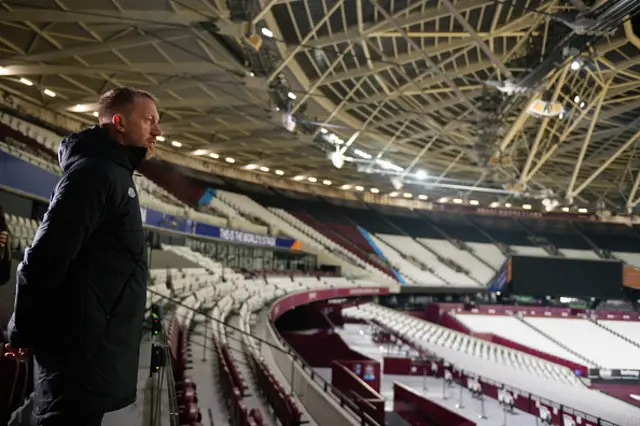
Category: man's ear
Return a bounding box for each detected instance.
[112,114,126,133]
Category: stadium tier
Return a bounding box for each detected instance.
[5,106,640,426]
[6,111,640,289]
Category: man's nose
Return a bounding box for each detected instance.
[152,125,163,137]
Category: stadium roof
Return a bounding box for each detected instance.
[0,0,639,213]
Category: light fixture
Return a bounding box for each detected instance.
[570,60,581,71]
[403,193,412,198]
[370,188,379,194]
[261,27,273,38]
[340,184,351,189]
[561,207,570,212]
[320,128,328,134]
[43,89,56,97]
[574,95,581,103]
[353,149,372,159]
[19,78,33,86]
[505,203,512,208]
[355,185,364,191]
[578,208,588,213]
[469,200,479,205]
[389,191,399,197]
[523,204,532,210]
[330,151,344,169]
[416,170,427,180]
[293,175,305,181]
[322,179,332,185]
[93,111,99,117]
[308,177,317,183]
[275,170,284,175]
[418,194,428,200]
[490,202,499,208]
[260,166,270,172]
[287,92,297,100]
[245,164,258,170]
[438,197,448,203]
[579,101,586,109]
[453,198,463,204]
[171,140,182,147]
[225,157,235,163]
[193,149,208,156]
[209,152,219,159]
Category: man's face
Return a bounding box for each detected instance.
[119,96,162,157]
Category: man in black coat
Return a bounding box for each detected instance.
[7,87,162,426]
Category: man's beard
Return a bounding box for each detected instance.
[145,143,156,160]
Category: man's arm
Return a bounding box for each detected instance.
[8,162,112,347]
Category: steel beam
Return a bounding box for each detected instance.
[0,30,191,66]
[566,81,610,200]
[265,0,345,84]
[571,128,640,200]
[0,9,218,23]
[519,66,569,181]
[523,89,607,183]
[0,63,230,76]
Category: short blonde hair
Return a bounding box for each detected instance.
[98,87,157,119]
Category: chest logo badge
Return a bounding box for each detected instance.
[128,187,136,198]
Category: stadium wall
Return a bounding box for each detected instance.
[266,287,390,426]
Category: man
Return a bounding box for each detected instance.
[8,87,162,426]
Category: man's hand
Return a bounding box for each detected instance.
[0,231,7,249]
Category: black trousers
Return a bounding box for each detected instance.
[31,412,104,426]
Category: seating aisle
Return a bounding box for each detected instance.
[253,311,319,426]
[226,315,277,426]
[187,317,228,426]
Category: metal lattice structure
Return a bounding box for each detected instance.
[0,0,639,212]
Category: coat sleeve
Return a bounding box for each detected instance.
[9,161,112,347]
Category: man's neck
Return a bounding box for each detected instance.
[100,123,127,146]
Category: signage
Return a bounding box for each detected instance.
[588,368,640,381]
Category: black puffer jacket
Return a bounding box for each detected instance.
[8,125,149,416]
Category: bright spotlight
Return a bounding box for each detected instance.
[261,28,273,38]
[570,60,581,71]
[522,204,532,210]
[287,92,296,100]
[416,170,427,180]
[330,151,344,169]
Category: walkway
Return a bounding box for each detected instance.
[186,316,228,426]
[227,315,277,426]
[336,323,538,426]
[254,310,319,426]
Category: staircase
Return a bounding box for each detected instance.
[513,315,599,367]
[590,319,640,351]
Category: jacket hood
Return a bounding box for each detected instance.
[58,125,148,173]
